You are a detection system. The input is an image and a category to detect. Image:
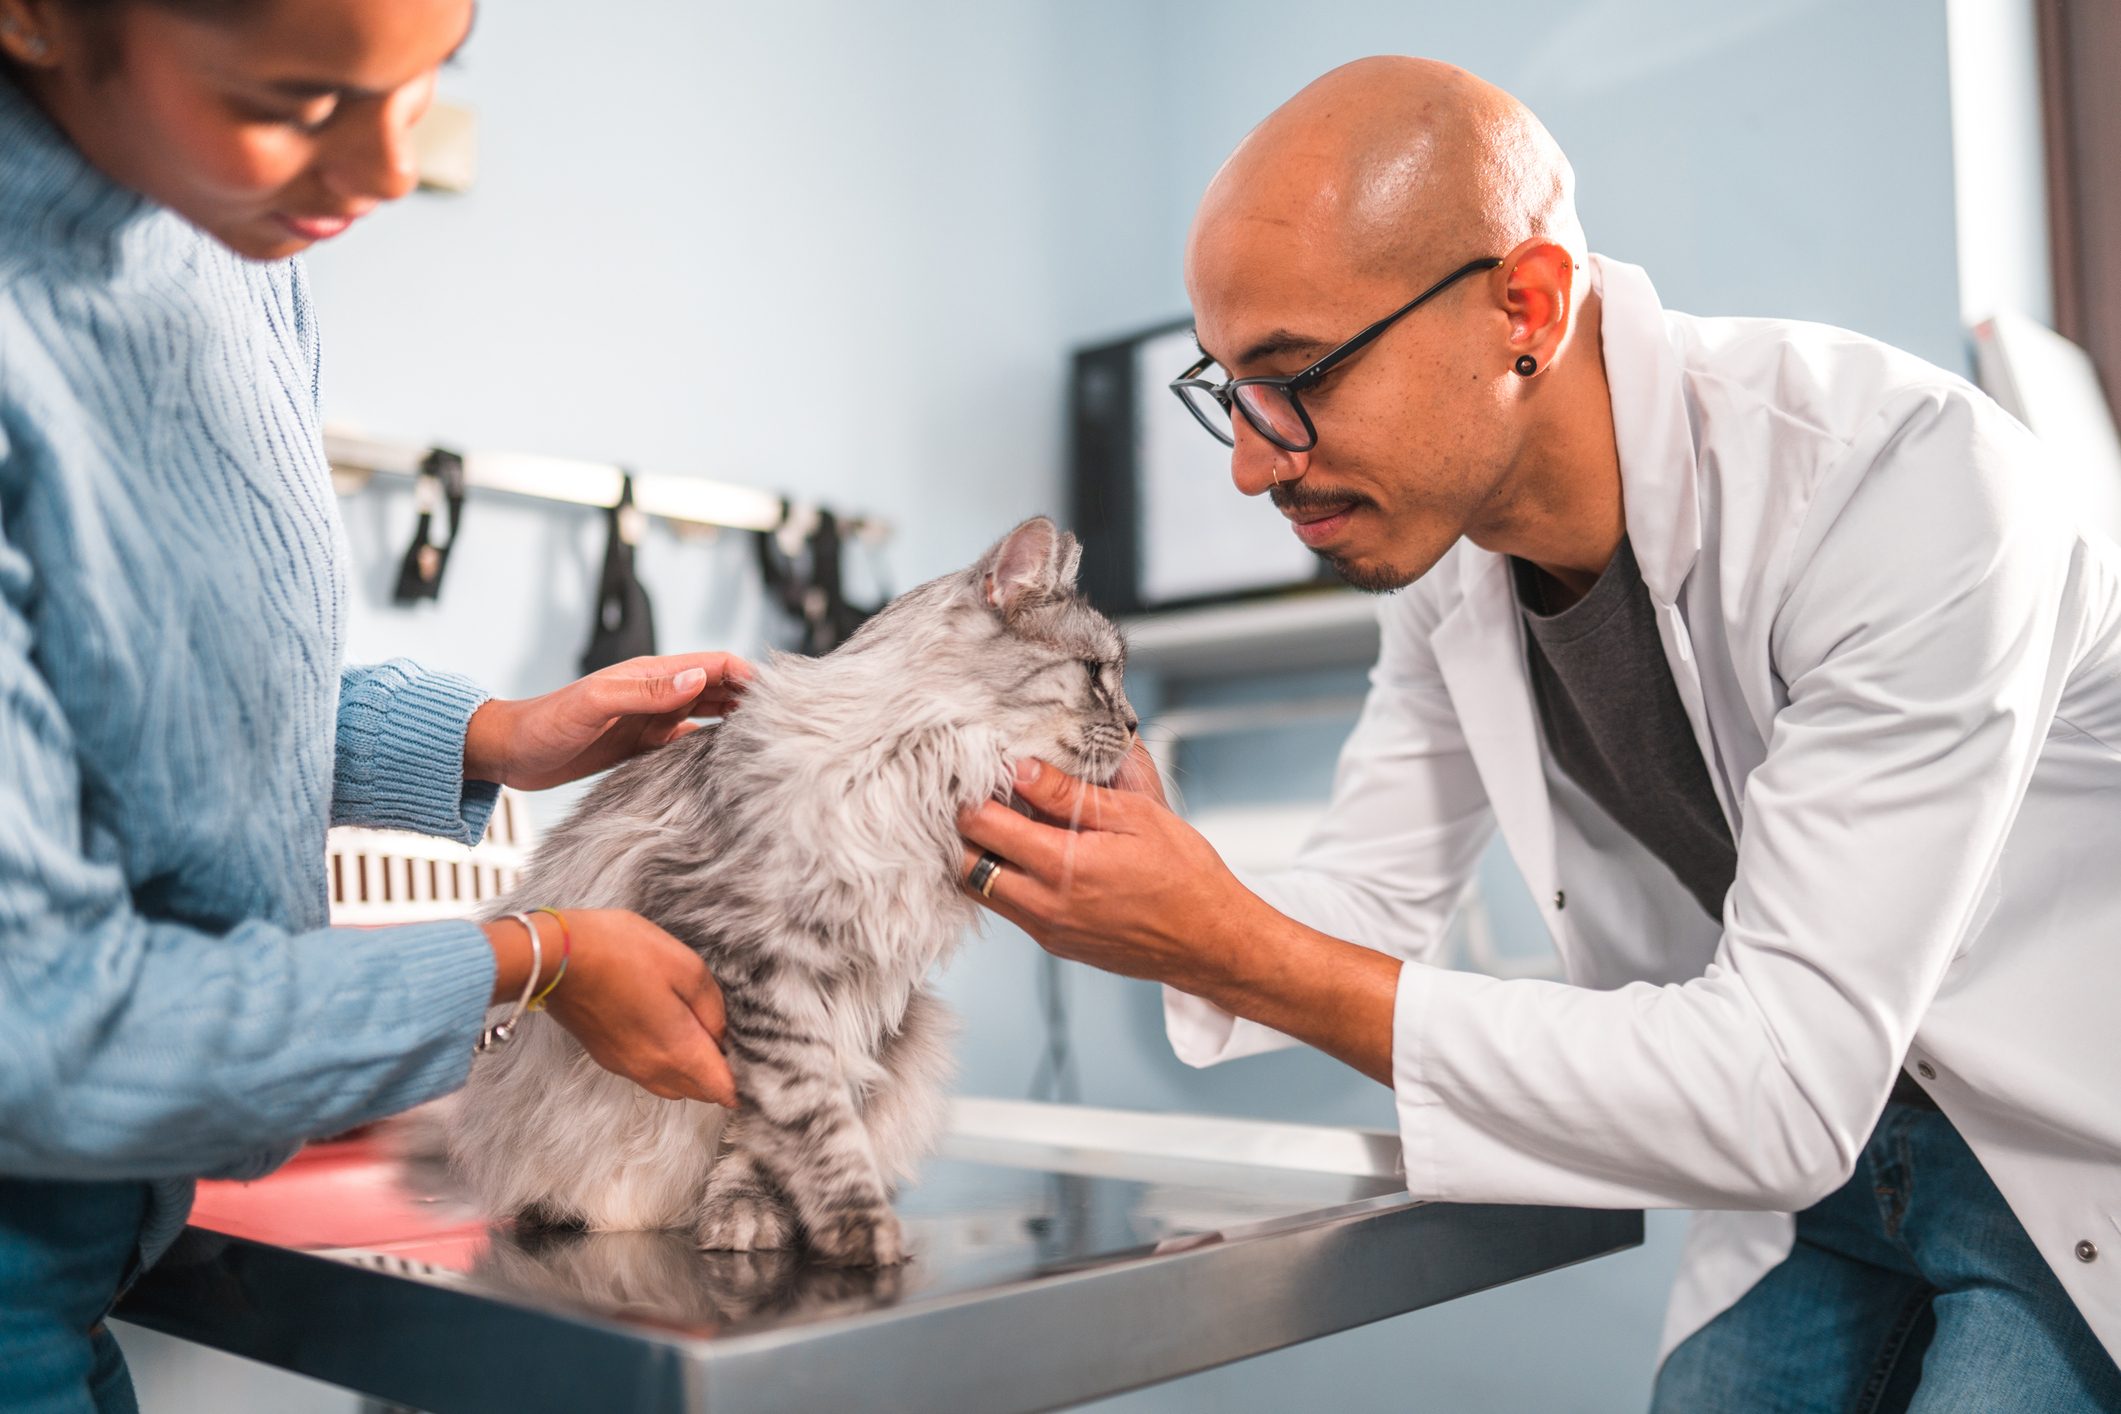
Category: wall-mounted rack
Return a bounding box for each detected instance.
[322,427,890,543]
[1120,591,1380,680]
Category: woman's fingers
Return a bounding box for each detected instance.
[664,951,735,1104]
[669,1033,739,1108]
[627,999,735,1107]
[588,654,756,717]
[688,971,728,1044]
[548,910,741,1108]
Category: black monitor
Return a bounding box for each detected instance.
[1069,317,1336,616]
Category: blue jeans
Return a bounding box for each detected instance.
[1653,1103,2121,1413]
[0,1177,149,1414]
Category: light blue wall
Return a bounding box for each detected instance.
[128,2,1981,1410]
[1115,0,1967,370]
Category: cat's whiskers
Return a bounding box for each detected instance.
[1055,783,1090,893]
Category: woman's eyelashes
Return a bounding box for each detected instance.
[240,97,338,134]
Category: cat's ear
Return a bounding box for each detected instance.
[1054,532,1084,593]
[978,516,1071,619]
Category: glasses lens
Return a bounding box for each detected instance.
[1233,383,1312,450]
[1175,380,1235,446]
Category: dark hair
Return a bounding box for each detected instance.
[59,0,271,13]
[15,0,275,81]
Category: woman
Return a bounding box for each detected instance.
[0,1,745,1408]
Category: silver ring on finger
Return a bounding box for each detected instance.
[968,850,1005,898]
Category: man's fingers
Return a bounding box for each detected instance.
[1009,758,1128,829]
[958,800,1083,880]
[958,844,1062,920]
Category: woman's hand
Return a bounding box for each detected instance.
[484,909,737,1106]
[464,653,754,790]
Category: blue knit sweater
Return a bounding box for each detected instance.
[0,76,499,1267]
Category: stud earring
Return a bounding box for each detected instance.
[1514,354,1538,377]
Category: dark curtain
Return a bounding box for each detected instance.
[2039,0,2121,415]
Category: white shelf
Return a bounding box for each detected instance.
[1119,591,1382,679]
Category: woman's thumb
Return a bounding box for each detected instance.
[680,1030,739,1108]
[605,665,705,713]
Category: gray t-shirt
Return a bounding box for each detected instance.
[1512,537,1736,921]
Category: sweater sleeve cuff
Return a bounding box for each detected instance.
[355,917,497,1113]
[334,660,499,843]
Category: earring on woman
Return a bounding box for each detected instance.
[1514,354,1539,377]
[2,22,51,59]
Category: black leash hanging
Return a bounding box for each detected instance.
[391,447,466,604]
[580,473,658,673]
[753,502,881,656]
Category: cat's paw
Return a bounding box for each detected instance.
[804,1205,906,1267]
[695,1190,797,1252]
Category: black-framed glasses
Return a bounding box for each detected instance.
[1170,256,1503,452]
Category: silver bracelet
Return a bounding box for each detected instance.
[477,911,544,1053]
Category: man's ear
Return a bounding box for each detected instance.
[977,516,1069,619]
[1499,238,1577,373]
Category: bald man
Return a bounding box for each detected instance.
[958,58,2121,1409]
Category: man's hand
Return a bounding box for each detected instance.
[464,653,754,790]
[956,752,1267,996]
[958,742,1401,1087]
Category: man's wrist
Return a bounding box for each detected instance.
[1178,885,1281,1015]
[1179,892,1400,1087]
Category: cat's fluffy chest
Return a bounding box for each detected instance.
[765,913,966,1089]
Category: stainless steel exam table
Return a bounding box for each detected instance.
[117,1098,1641,1412]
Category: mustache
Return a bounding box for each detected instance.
[1269,482,1374,516]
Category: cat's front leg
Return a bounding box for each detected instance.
[859,986,958,1187]
[694,1133,798,1252]
[724,1009,905,1267]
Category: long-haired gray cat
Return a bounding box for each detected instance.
[444,517,1135,1266]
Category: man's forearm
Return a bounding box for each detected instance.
[1183,899,1401,1087]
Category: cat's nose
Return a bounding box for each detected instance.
[1124,714,1139,737]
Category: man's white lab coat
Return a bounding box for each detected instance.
[1165,256,2121,1365]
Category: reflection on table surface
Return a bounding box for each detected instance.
[184,1119,1413,1345]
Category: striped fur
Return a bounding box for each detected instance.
[444,518,1133,1264]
